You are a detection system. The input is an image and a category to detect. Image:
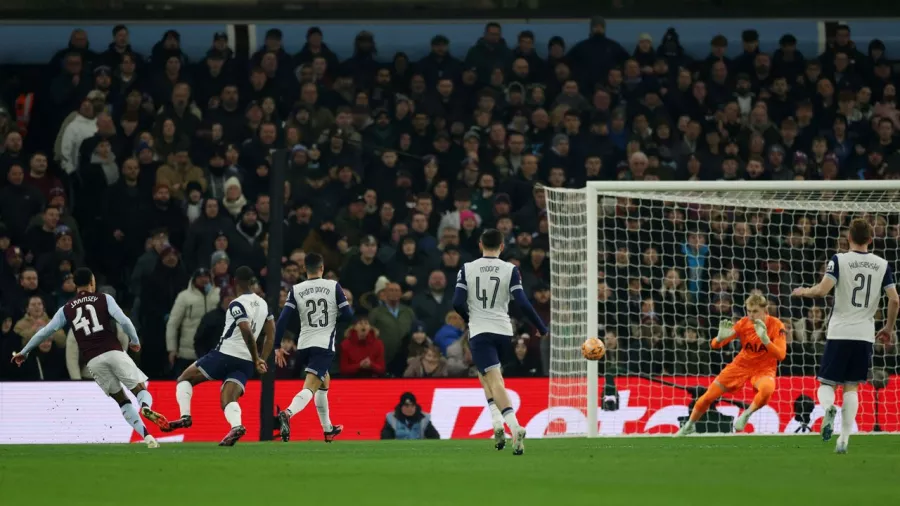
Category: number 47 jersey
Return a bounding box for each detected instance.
[285,278,349,351]
[825,251,895,343]
[457,257,519,337]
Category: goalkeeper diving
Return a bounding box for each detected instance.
[676,294,787,436]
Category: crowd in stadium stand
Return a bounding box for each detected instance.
[0,18,899,382]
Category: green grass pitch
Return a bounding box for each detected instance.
[2,436,899,505]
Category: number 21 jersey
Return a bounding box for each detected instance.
[825,251,895,342]
[286,278,349,351]
[457,257,520,338]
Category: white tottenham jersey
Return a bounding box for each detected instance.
[825,251,895,342]
[285,278,348,351]
[217,292,272,360]
[458,257,521,338]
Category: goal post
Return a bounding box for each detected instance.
[545,180,900,438]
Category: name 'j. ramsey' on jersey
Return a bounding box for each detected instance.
[825,251,895,343]
[217,292,273,361]
[284,278,351,351]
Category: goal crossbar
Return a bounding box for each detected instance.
[547,180,900,438]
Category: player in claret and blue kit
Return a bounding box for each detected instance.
[164,266,275,446]
[453,228,548,456]
[11,268,167,448]
[274,252,354,442]
[793,218,899,454]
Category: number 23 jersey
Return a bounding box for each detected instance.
[825,251,895,342]
[286,278,349,351]
[457,257,521,338]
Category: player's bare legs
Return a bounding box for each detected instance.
[130,383,169,431]
[734,377,776,432]
[482,367,526,455]
[218,381,247,446]
[278,373,324,442]
[167,363,208,431]
[835,383,859,454]
[676,381,728,436]
[478,373,507,450]
[110,389,158,448]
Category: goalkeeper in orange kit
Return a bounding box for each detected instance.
[675,294,787,436]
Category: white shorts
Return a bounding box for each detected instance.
[86,350,148,396]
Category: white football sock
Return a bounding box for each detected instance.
[223,402,242,428]
[135,390,153,409]
[176,381,193,417]
[817,384,835,412]
[314,389,333,432]
[501,407,520,431]
[287,388,314,418]
[487,399,504,431]
[840,390,859,443]
[120,403,148,437]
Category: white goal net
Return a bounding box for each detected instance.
[545,181,900,437]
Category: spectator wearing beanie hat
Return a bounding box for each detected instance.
[227,203,264,269]
[222,176,247,219]
[183,181,205,224]
[210,250,231,287]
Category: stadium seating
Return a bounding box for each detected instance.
[0,17,898,385]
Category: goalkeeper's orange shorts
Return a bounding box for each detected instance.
[714,364,776,392]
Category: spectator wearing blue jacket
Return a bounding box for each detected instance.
[682,230,710,296]
[433,310,465,355]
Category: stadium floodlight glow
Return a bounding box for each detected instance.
[546,180,900,437]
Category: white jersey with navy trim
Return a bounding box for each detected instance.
[825,251,895,343]
[217,292,273,360]
[457,257,520,338]
[285,278,348,351]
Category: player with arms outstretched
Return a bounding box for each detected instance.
[453,228,548,455]
[165,266,274,446]
[275,252,354,442]
[11,268,166,448]
[676,294,787,436]
[793,218,898,453]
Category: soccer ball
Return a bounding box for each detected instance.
[582,337,606,360]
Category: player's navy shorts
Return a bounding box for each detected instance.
[195,350,255,391]
[818,339,873,385]
[470,332,511,374]
[297,346,334,380]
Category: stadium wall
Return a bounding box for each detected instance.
[1,376,897,444]
[0,19,899,65]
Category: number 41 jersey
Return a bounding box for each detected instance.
[286,278,349,351]
[457,257,520,338]
[825,251,895,343]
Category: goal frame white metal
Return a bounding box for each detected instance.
[572,179,900,437]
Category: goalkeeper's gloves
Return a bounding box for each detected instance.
[753,319,771,345]
[717,320,735,341]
